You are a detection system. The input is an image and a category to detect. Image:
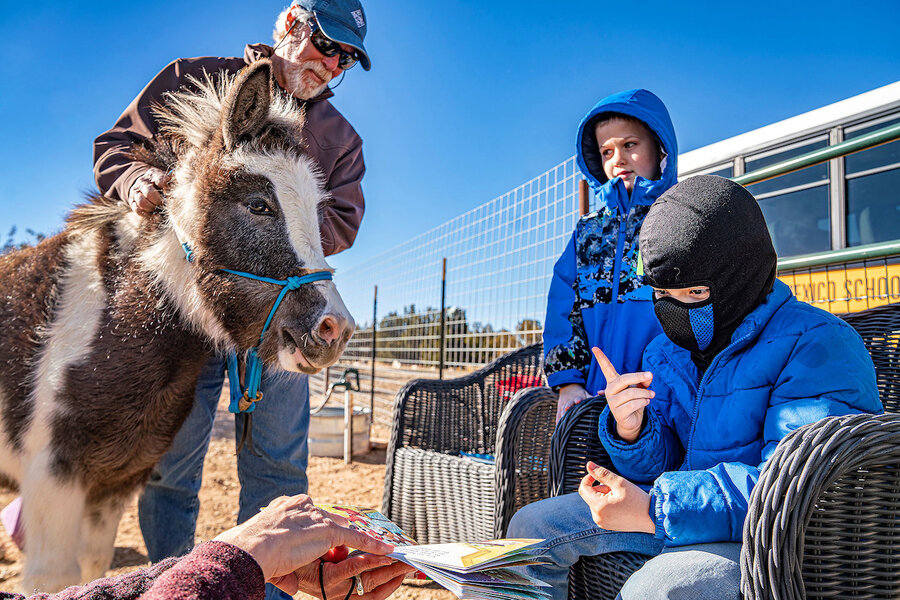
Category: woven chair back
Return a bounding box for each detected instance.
[792,302,900,598]
[840,301,900,413]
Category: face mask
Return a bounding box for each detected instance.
[639,175,778,370]
[653,296,714,354]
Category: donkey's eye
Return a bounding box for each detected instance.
[247,198,274,216]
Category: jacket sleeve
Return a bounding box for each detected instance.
[138,541,266,600]
[0,542,264,600]
[319,136,365,256]
[93,59,191,203]
[542,231,590,390]
[648,320,882,547]
[598,371,684,483]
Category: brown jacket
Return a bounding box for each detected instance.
[93,44,365,256]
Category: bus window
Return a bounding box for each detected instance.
[745,138,829,197]
[758,185,831,257]
[845,116,900,247]
[745,138,831,257]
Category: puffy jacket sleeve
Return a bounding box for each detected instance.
[598,368,684,483]
[542,231,589,390]
[649,320,882,547]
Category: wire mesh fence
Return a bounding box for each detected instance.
[310,156,591,429]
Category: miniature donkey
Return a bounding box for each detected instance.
[0,59,354,592]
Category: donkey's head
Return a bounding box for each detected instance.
[154,59,353,373]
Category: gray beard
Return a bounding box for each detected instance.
[284,64,331,99]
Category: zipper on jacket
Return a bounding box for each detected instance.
[683,329,754,470]
[603,218,628,361]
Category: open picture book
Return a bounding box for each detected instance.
[318,504,550,600]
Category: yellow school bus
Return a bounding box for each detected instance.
[678,81,900,314]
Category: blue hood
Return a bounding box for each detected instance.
[576,89,678,212]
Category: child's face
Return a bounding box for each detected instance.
[653,286,711,303]
[594,118,661,191]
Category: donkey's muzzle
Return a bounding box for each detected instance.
[280,312,354,372]
[312,313,354,346]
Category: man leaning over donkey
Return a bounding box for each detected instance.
[91,3,370,599]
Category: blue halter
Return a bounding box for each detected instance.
[181,241,332,413]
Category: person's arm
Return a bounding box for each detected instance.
[0,547,240,600]
[0,495,411,600]
[543,231,590,390]
[649,321,882,547]
[319,136,365,256]
[93,59,184,205]
[596,352,684,482]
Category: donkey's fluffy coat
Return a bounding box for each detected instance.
[0,59,353,592]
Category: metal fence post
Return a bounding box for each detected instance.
[579,178,590,215]
[439,257,447,379]
[370,285,377,419]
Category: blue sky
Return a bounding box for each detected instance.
[1,1,899,272]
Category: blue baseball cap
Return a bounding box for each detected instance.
[294,0,371,70]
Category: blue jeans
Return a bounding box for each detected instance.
[507,493,740,600]
[138,356,311,600]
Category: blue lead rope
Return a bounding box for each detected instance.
[180,242,333,414]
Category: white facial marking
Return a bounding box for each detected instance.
[227,148,331,271]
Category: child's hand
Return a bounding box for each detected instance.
[592,347,653,443]
[556,384,592,423]
[578,461,655,534]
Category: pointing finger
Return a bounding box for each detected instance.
[591,347,620,382]
[606,372,654,396]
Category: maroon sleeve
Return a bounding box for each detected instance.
[320,136,366,256]
[0,542,264,600]
[137,541,265,600]
[0,555,181,600]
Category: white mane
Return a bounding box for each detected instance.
[155,69,305,149]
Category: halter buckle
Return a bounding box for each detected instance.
[238,390,264,413]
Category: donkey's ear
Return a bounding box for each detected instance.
[221,59,272,151]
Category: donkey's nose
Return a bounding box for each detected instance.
[313,313,354,345]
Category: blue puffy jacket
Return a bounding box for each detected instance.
[599,280,882,546]
[543,89,678,393]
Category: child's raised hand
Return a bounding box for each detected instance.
[592,347,654,443]
[578,461,655,534]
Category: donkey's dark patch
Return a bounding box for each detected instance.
[0,232,69,452]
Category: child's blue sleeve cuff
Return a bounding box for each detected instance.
[649,486,666,541]
[546,369,586,392]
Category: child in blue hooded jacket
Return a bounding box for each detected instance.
[510,176,882,600]
[544,89,677,421]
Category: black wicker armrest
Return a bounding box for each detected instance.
[549,395,613,497]
[741,413,900,600]
[493,386,558,537]
[388,343,544,456]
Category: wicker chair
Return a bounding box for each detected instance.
[381,343,558,544]
[547,301,900,600]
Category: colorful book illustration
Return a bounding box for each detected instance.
[318,504,550,600]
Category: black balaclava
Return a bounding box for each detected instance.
[639,175,777,373]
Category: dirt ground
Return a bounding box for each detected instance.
[0,393,454,599]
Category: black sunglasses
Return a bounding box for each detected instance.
[306,20,359,71]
